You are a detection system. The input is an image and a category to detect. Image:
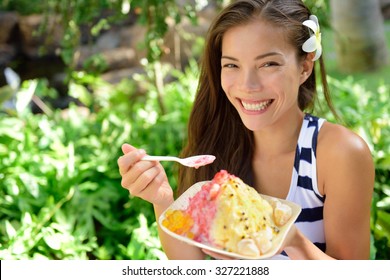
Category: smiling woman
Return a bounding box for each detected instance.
[118,0,375,260]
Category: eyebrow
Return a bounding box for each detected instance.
[221,52,282,61]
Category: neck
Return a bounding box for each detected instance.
[253,109,304,158]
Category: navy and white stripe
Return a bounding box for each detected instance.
[287,114,326,252]
[271,114,326,259]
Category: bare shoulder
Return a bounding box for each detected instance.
[318,121,373,161]
[317,121,375,194]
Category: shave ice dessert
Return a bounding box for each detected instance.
[162,170,293,258]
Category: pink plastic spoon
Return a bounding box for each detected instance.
[142,155,216,168]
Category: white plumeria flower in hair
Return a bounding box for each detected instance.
[302,15,322,61]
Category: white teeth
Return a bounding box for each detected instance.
[241,100,271,111]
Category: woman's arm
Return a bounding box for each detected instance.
[320,124,374,259]
[285,123,374,259]
[118,143,205,259]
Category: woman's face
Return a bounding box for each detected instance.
[221,19,311,131]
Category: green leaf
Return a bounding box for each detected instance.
[42,228,62,250]
[0,85,15,104]
[377,197,390,210]
[5,220,17,239]
[377,211,390,232]
[16,80,37,114]
[0,118,25,141]
[370,234,377,260]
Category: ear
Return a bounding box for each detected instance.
[299,52,315,85]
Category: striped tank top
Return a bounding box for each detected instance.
[273,113,326,259]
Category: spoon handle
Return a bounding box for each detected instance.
[141,155,179,162]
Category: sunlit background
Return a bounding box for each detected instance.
[0,0,389,260]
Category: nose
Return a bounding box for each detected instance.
[238,69,262,93]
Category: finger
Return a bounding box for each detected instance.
[136,171,171,204]
[130,165,161,196]
[118,149,146,176]
[120,160,156,188]
[121,143,136,154]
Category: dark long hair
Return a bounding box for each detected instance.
[177,0,336,195]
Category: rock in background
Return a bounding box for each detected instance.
[0,7,216,90]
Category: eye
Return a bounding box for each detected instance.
[262,61,279,68]
[222,63,238,69]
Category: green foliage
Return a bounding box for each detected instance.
[0,0,45,15]
[1,0,207,67]
[0,59,196,259]
[82,54,109,75]
[1,0,388,260]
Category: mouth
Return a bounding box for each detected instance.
[240,99,274,112]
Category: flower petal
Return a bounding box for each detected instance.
[302,36,317,52]
[302,19,318,33]
[309,15,319,27]
[312,44,322,61]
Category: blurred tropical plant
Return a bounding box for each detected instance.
[1,0,223,66]
[0,58,197,259]
[1,0,388,260]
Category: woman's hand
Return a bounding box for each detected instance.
[277,224,298,254]
[117,143,174,209]
[278,225,335,259]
